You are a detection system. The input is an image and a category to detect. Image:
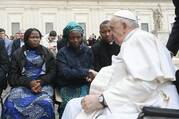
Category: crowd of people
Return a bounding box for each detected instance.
[0,1,178,118]
[0,16,120,118]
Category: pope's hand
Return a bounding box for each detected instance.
[81,95,103,113]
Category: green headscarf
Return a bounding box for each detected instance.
[63,21,84,41]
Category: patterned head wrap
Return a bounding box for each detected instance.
[63,21,84,41]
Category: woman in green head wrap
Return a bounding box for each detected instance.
[57,21,87,50]
[56,21,97,118]
[63,21,84,40]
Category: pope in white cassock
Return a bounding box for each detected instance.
[61,10,179,119]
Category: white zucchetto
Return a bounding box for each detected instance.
[114,10,137,21]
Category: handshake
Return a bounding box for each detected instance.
[85,69,97,82]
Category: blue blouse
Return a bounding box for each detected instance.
[24,50,45,80]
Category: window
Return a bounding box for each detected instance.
[141,23,149,32]
[12,22,20,35]
[78,22,86,39]
[45,22,53,34]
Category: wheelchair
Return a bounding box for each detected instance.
[137,106,179,119]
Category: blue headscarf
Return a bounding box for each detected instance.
[63,21,84,41]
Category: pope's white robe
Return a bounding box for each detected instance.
[62,29,179,119]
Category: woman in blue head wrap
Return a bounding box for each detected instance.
[56,22,97,118]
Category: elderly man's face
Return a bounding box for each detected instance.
[19,32,25,40]
[110,17,126,45]
[15,32,21,39]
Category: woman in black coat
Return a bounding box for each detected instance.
[2,28,56,119]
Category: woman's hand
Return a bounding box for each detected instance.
[86,69,98,82]
[30,80,42,93]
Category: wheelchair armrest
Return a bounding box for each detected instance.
[138,106,179,119]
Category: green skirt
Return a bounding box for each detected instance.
[58,85,89,117]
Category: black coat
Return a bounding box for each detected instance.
[8,45,56,88]
[167,0,179,56]
[92,40,120,72]
[57,39,67,51]
[167,0,179,93]
[56,45,94,87]
[11,39,21,56]
[0,40,9,93]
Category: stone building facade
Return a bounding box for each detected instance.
[0,0,175,43]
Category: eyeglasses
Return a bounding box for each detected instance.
[0,32,5,35]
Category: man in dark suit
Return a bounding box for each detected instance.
[92,20,120,72]
[0,28,12,57]
[167,0,179,93]
[11,30,25,56]
[0,39,9,95]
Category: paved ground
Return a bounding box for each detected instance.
[0,86,60,119]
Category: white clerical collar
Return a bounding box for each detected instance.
[123,28,139,42]
[109,41,113,45]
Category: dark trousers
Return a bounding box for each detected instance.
[174,70,179,93]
